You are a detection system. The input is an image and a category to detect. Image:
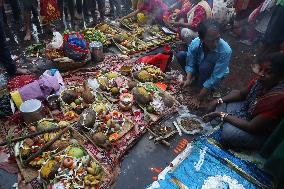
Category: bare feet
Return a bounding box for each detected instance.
[16,68,31,75]
[24,31,31,41]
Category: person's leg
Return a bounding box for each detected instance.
[221,123,267,150]
[0,20,16,76]
[67,0,75,22]
[109,0,115,16]
[115,0,122,17]
[87,0,98,24]
[122,0,131,15]
[175,51,187,71]
[83,0,89,16]
[97,0,105,21]
[76,0,83,14]
[22,0,32,41]
[57,0,64,17]
[263,5,284,47]
[75,0,83,19]
[7,0,21,22]
[31,0,42,32]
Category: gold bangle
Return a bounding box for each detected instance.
[219,112,228,121]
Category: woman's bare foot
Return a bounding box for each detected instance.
[16,68,31,75]
[24,31,31,41]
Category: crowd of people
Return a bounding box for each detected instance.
[0,0,283,152]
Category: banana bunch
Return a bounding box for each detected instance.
[84,161,103,188]
[29,158,45,167]
[44,132,59,142]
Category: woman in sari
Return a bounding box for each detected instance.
[40,0,60,26]
[165,0,213,43]
[204,52,284,150]
[120,0,170,24]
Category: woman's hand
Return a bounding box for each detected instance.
[202,112,221,122]
[207,99,219,113]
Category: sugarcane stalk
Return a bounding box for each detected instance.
[0,126,67,146]
[23,126,71,166]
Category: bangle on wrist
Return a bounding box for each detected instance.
[219,112,229,121]
[217,98,224,104]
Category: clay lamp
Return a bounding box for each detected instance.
[119,93,134,111]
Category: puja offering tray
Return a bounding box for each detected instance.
[95,23,124,38]
[82,28,111,46]
[40,143,109,189]
[76,100,135,151]
[131,82,180,121]
[96,71,134,103]
[120,18,145,37]
[112,33,148,55]
[145,25,177,46]
[59,83,97,115]
[131,64,165,83]
[14,121,81,182]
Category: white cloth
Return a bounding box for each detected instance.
[180,28,198,42]
[212,0,235,24]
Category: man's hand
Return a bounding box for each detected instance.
[181,78,192,88]
[207,99,219,113]
[188,96,200,109]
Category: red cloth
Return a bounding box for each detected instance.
[7,75,37,92]
[40,0,60,24]
[179,1,193,22]
[135,53,170,72]
[253,91,284,120]
[247,79,284,121]
[190,5,207,31]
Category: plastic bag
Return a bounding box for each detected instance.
[46,32,63,49]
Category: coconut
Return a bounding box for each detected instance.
[132,87,151,105]
[77,108,97,128]
[62,90,77,104]
[92,132,112,151]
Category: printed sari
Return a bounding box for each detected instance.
[241,80,284,128]
[40,0,60,24]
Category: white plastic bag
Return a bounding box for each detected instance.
[46,32,63,49]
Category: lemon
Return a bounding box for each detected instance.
[74,99,81,105]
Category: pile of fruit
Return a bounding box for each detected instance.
[40,145,106,189]
[83,28,111,46]
[132,83,176,114]
[17,120,71,168]
[96,23,120,37]
[60,83,96,114]
[132,64,165,83]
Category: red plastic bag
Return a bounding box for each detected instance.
[135,45,171,72]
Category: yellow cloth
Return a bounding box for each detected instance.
[10,90,23,109]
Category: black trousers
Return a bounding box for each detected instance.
[0,21,16,76]
[57,0,75,20]
[89,0,105,18]
[263,5,284,46]
[76,0,89,15]
[109,0,121,16]
[5,0,21,22]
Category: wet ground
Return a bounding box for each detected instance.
[0,4,260,189]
